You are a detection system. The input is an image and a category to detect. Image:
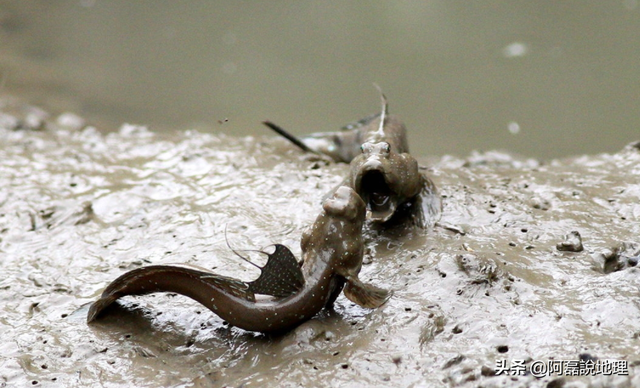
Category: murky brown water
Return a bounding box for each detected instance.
[1,99,639,387]
[1,1,640,159]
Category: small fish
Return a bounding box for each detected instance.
[264,89,441,227]
[87,186,390,333]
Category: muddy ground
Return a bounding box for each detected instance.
[1,98,639,387]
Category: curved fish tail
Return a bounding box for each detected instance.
[86,265,254,323]
[87,294,119,323]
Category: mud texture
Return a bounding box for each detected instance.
[1,98,640,387]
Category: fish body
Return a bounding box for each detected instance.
[296,114,408,163]
[87,186,389,333]
[265,93,441,227]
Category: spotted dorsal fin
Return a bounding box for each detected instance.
[247,244,305,298]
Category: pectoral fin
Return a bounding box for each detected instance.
[343,276,391,308]
[413,173,442,228]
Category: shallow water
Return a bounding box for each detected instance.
[1,2,640,159]
[1,100,639,387]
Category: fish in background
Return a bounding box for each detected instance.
[264,89,441,228]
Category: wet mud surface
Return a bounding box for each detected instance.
[1,99,639,387]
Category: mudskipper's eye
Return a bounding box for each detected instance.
[383,143,390,153]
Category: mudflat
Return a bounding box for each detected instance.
[1,100,639,387]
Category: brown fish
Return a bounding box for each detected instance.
[87,186,390,333]
[264,90,441,227]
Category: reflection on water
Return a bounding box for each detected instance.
[1,1,639,159]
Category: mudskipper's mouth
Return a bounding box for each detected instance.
[359,170,396,222]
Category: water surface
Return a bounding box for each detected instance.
[1,1,639,159]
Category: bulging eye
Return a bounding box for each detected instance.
[383,143,390,153]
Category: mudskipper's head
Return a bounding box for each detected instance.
[322,185,365,222]
[351,141,421,223]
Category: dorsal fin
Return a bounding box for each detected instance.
[225,227,304,298]
[340,113,381,131]
[262,121,318,154]
[247,244,305,298]
[372,84,388,141]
